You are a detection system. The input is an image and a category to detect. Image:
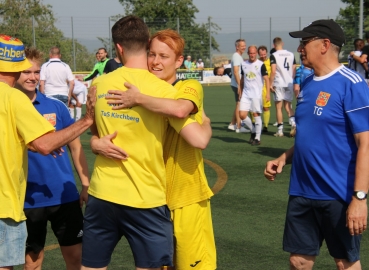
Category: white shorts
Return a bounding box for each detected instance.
[71,91,87,105]
[239,97,262,113]
[274,86,293,102]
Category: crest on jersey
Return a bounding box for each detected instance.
[246,71,256,79]
[316,91,331,107]
[43,113,56,126]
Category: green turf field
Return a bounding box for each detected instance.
[15,85,369,269]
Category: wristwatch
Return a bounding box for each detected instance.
[353,191,367,200]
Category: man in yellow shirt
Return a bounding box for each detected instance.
[92,29,216,270]
[83,17,211,270]
[0,35,96,269]
[258,45,272,133]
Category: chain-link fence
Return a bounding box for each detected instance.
[5,15,361,70]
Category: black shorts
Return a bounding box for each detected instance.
[283,196,361,262]
[82,195,173,268]
[24,200,83,254]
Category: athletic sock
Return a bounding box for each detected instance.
[277,123,283,133]
[75,107,82,121]
[241,116,253,131]
[289,116,296,126]
[69,107,74,119]
[263,110,270,128]
[254,116,262,140]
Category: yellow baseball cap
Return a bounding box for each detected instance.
[0,34,31,72]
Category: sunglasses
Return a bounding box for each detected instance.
[299,37,323,47]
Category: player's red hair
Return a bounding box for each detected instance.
[150,29,185,58]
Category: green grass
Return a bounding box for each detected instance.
[15,85,369,269]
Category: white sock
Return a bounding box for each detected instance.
[289,116,296,126]
[278,123,283,133]
[241,116,253,131]
[254,116,262,140]
[76,107,82,121]
[69,107,74,119]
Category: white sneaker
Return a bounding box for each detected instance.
[235,127,250,133]
[228,124,236,131]
[274,131,284,137]
[273,122,278,126]
[290,125,296,137]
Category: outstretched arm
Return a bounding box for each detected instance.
[106,82,197,118]
[28,86,97,155]
[68,137,89,207]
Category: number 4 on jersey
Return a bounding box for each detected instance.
[284,57,290,71]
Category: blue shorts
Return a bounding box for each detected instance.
[231,86,240,102]
[283,196,361,262]
[82,196,173,268]
[50,94,69,106]
[0,218,27,267]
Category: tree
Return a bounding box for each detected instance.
[336,0,369,57]
[117,0,220,67]
[0,0,95,71]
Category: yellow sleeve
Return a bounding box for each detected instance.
[13,91,55,144]
[168,114,197,134]
[174,79,203,113]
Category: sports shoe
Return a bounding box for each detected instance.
[228,124,236,131]
[274,131,284,137]
[273,122,278,126]
[249,133,256,143]
[251,139,261,146]
[262,127,268,133]
[290,125,296,137]
[235,127,250,133]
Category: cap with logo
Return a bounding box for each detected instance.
[289,19,345,47]
[0,34,31,72]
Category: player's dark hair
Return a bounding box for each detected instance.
[353,38,363,47]
[257,45,268,53]
[273,37,283,46]
[112,15,149,53]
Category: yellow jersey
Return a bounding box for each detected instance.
[0,83,54,221]
[262,57,271,90]
[164,79,213,210]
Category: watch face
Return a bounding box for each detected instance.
[357,191,366,199]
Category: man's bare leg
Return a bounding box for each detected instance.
[289,254,315,270]
[60,244,82,270]
[334,258,361,270]
[24,250,45,270]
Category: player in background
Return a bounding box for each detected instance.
[257,45,272,133]
[269,37,296,137]
[239,45,269,145]
[229,39,248,133]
